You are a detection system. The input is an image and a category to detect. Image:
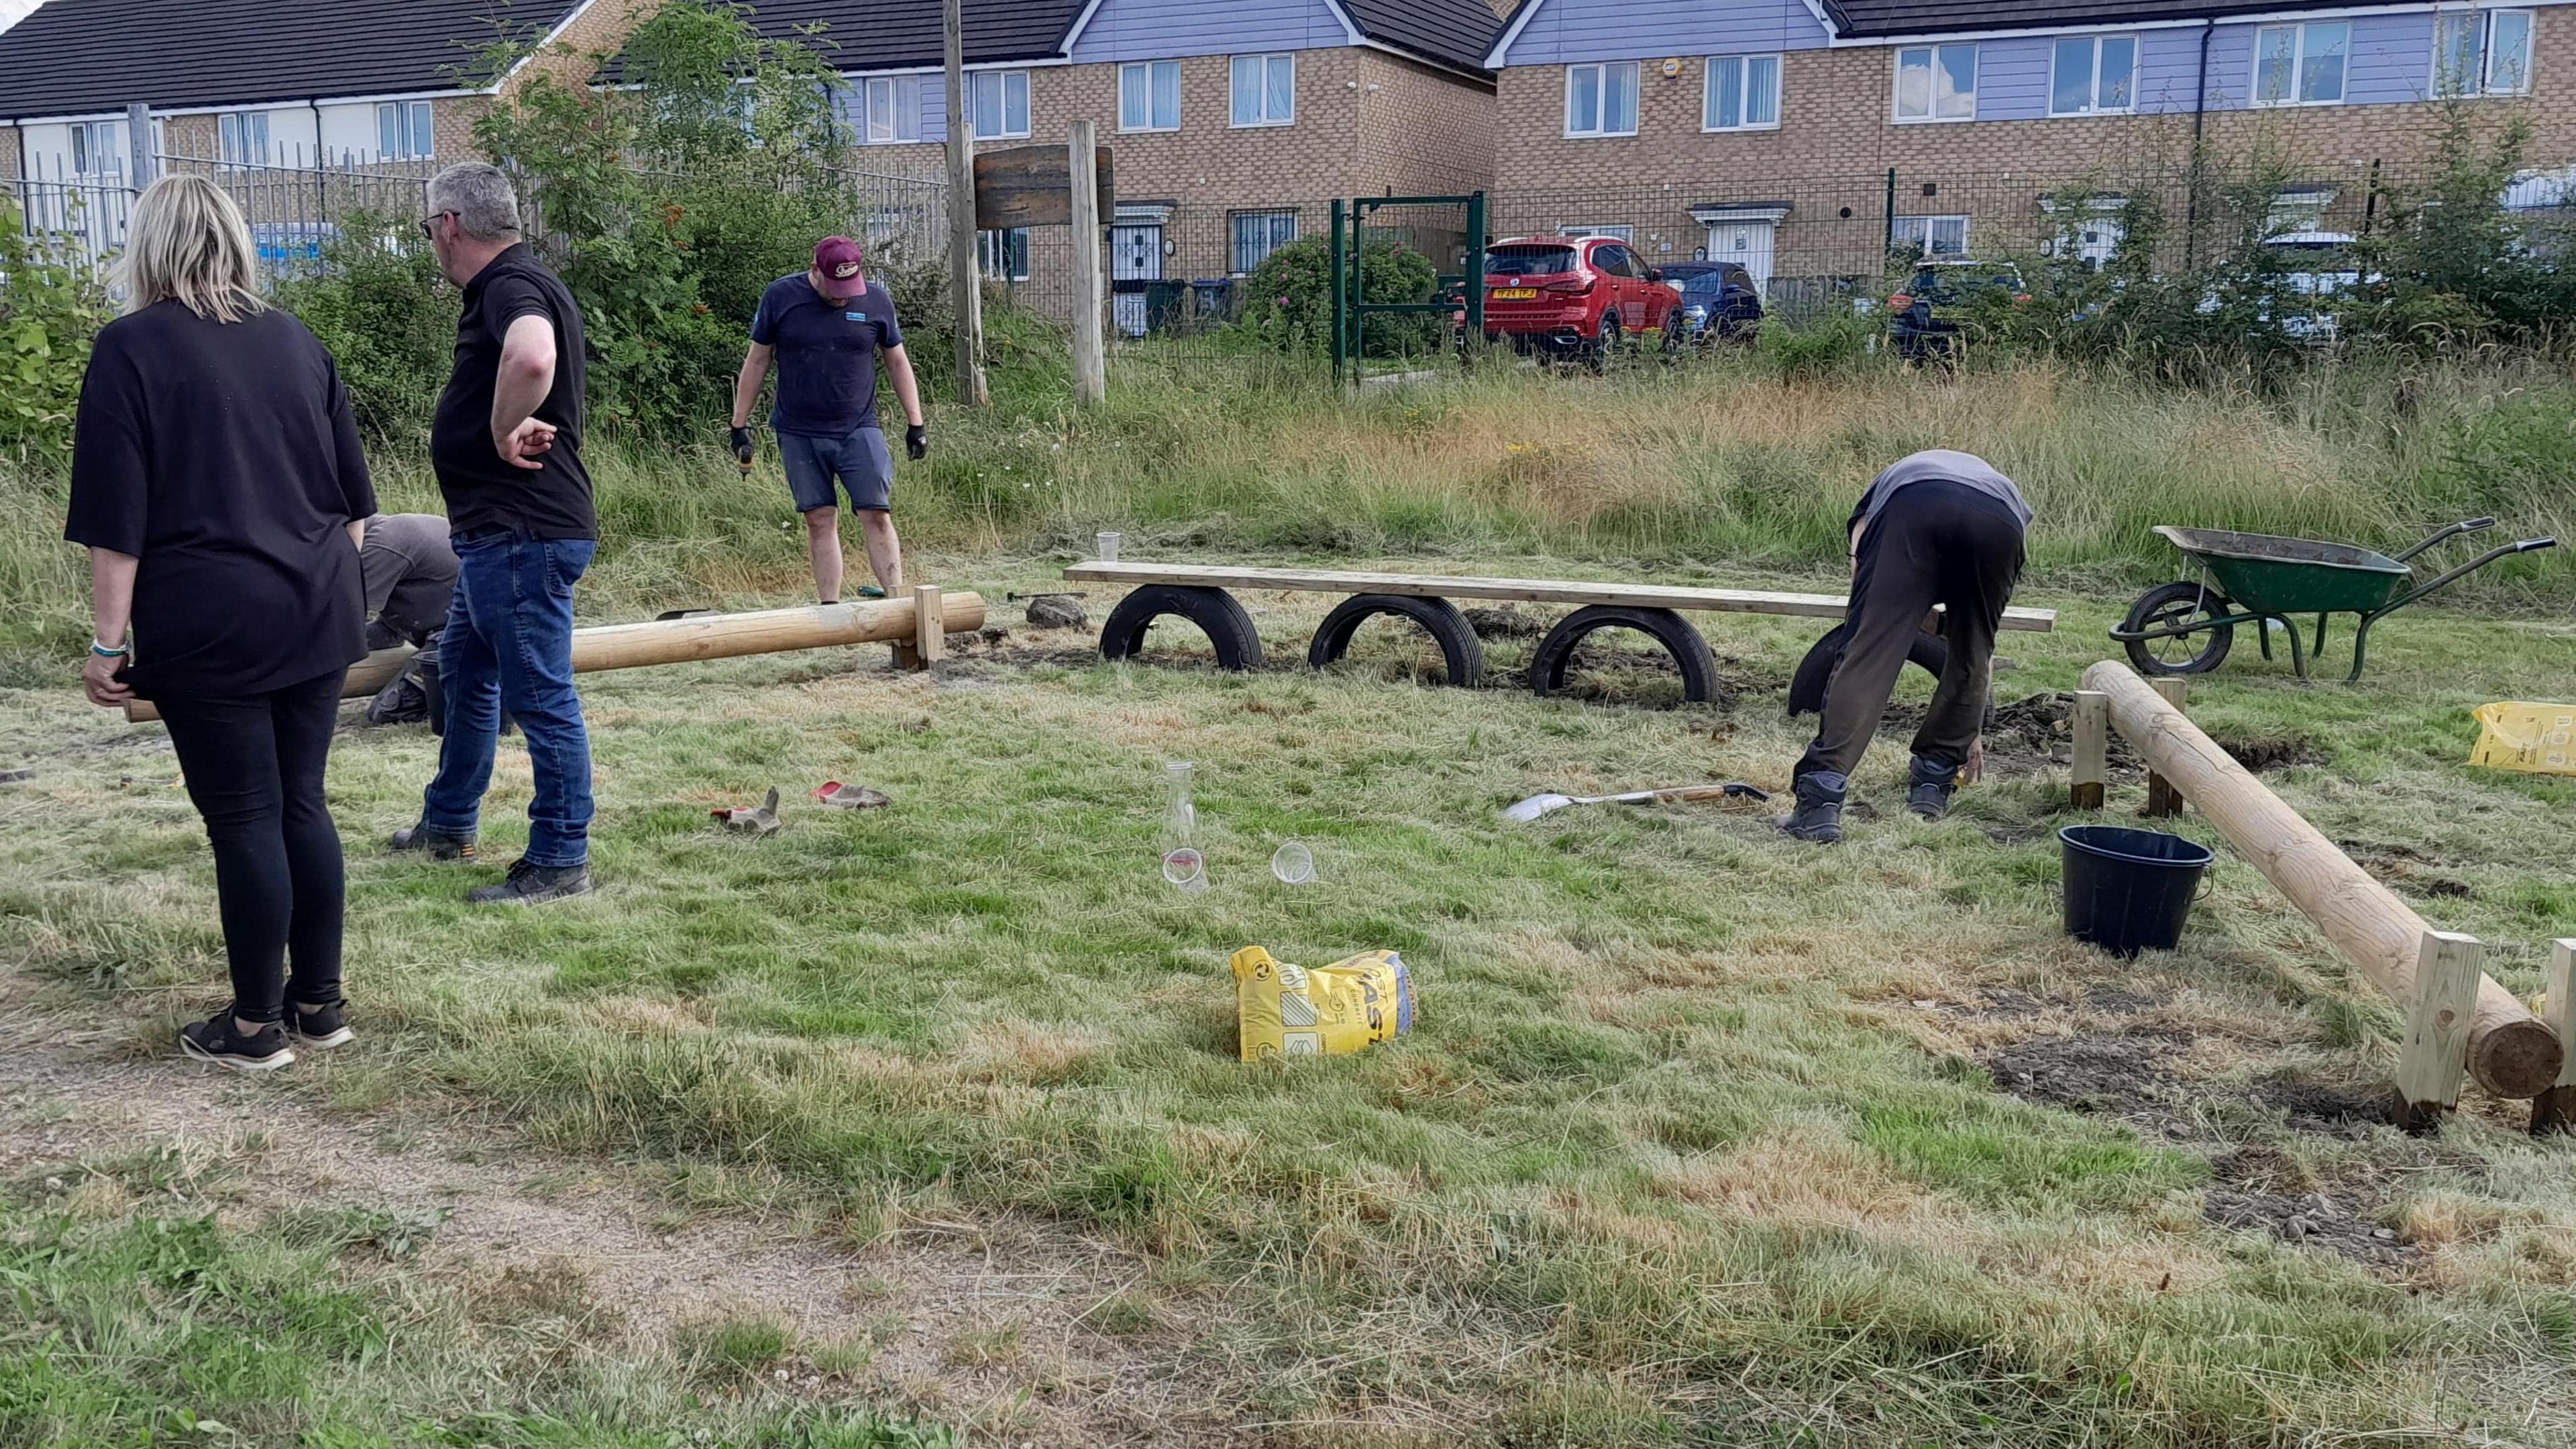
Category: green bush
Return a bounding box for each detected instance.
[0,202,109,464]
[270,217,455,443]
[1238,235,1442,357]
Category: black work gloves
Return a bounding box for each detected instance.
[904,423,928,462]
[729,425,753,469]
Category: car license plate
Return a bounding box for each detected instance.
[1491,287,1537,300]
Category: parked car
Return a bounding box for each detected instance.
[1664,264,1764,347]
[1482,235,1678,362]
[1654,260,1731,294]
[1883,260,2027,360]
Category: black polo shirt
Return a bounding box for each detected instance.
[430,244,596,539]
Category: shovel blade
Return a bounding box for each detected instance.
[1503,793,1574,823]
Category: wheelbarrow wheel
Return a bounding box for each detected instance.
[2121,581,2235,677]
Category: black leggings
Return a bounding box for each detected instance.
[153,669,350,1024]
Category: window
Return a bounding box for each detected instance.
[1894,215,1970,256]
[971,70,1030,139]
[1231,209,1297,272]
[1591,241,1643,277]
[2050,35,2137,115]
[863,76,922,144]
[376,100,434,159]
[2253,22,2349,106]
[1230,54,1295,127]
[1895,44,1978,121]
[68,121,121,176]
[978,228,1030,282]
[2436,10,2534,97]
[1564,61,1640,136]
[219,112,271,168]
[1704,54,1780,130]
[1120,60,1181,131]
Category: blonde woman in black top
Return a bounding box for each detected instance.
[66,174,376,1071]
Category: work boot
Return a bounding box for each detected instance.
[1776,771,1847,844]
[388,820,477,860]
[1906,755,1960,821]
[467,859,593,906]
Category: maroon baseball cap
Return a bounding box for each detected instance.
[814,237,865,285]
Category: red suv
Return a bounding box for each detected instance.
[1482,235,1677,362]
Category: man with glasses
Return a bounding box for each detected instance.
[388,162,600,906]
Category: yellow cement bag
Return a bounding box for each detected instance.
[1232,945,1415,1061]
[2469,702,2576,777]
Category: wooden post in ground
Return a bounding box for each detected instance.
[1067,119,1106,407]
[911,585,945,669]
[2070,688,2108,810]
[941,0,987,408]
[2393,931,2487,1133]
[2143,677,2187,817]
[2081,659,2561,1099]
[2533,940,2576,1135]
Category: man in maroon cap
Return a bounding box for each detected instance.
[730,236,928,606]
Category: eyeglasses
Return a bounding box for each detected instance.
[417,211,453,241]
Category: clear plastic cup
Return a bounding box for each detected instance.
[1162,847,1208,892]
[1097,531,1122,561]
[1271,841,1315,885]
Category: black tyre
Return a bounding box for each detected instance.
[1307,593,1485,687]
[1786,623,1951,718]
[1586,313,1622,372]
[1528,605,1722,706]
[2121,581,2235,677]
[1099,585,1264,672]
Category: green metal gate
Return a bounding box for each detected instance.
[1330,192,1488,388]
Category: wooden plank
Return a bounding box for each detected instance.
[912,585,945,667]
[2083,659,2561,1099]
[973,142,1115,230]
[941,0,987,408]
[1066,121,1106,407]
[2393,931,2487,1132]
[1061,561,2057,632]
[2532,940,2576,1135]
[2070,688,2108,811]
[2143,677,2187,818]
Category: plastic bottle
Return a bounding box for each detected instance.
[1161,760,1207,893]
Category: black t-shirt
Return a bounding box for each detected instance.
[64,303,377,700]
[750,273,904,437]
[430,244,595,539]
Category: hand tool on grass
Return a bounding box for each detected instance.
[812,782,892,809]
[712,787,782,835]
[1503,782,1770,824]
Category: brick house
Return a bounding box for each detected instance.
[1484,0,2576,294]
[0,0,656,250]
[712,0,1505,325]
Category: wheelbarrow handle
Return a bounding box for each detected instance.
[2391,517,2496,563]
[2379,537,2556,613]
[2463,516,2498,532]
[2516,536,2559,553]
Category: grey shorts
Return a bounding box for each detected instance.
[779,425,894,513]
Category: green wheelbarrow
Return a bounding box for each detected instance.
[2113,519,2557,682]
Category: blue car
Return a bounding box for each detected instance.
[1664,263,1763,348]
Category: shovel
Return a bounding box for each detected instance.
[1503,782,1770,824]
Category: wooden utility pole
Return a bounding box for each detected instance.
[126,103,156,188]
[1067,119,1106,406]
[942,0,988,407]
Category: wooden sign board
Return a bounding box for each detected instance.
[974,144,1114,229]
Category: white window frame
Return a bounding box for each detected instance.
[1230,53,1296,127]
[1703,54,1782,132]
[1230,209,1299,274]
[2434,9,2536,97]
[1893,215,1971,257]
[218,111,270,168]
[1120,59,1182,132]
[1564,60,1641,138]
[376,100,435,160]
[970,69,1031,140]
[2048,34,2139,116]
[862,76,922,145]
[1894,44,1979,123]
[2252,21,2351,107]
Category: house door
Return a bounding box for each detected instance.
[1111,223,1162,337]
[1705,221,1775,295]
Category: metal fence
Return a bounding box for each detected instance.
[7,146,439,277]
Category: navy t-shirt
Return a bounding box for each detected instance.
[750,274,904,437]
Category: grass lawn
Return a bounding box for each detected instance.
[4,543,2575,1446]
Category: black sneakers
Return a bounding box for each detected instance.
[389,820,478,861]
[466,859,594,906]
[288,1000,356,1050]
[1776,772,1847,845]
[1906,755,1960,822]
[178,1013,295,1073]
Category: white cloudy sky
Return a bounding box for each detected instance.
[0,0,40,32]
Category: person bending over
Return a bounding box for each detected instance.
[729,236,927,608]
[390,163,599,906]
[1778,449,2032,845]
[358,512,458,727]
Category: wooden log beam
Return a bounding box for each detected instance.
[126,594,986,723]
[2081,659,2561,1099]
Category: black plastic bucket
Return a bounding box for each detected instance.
[2059,825,2214,957]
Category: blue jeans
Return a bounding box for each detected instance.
[421,533,596,867]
